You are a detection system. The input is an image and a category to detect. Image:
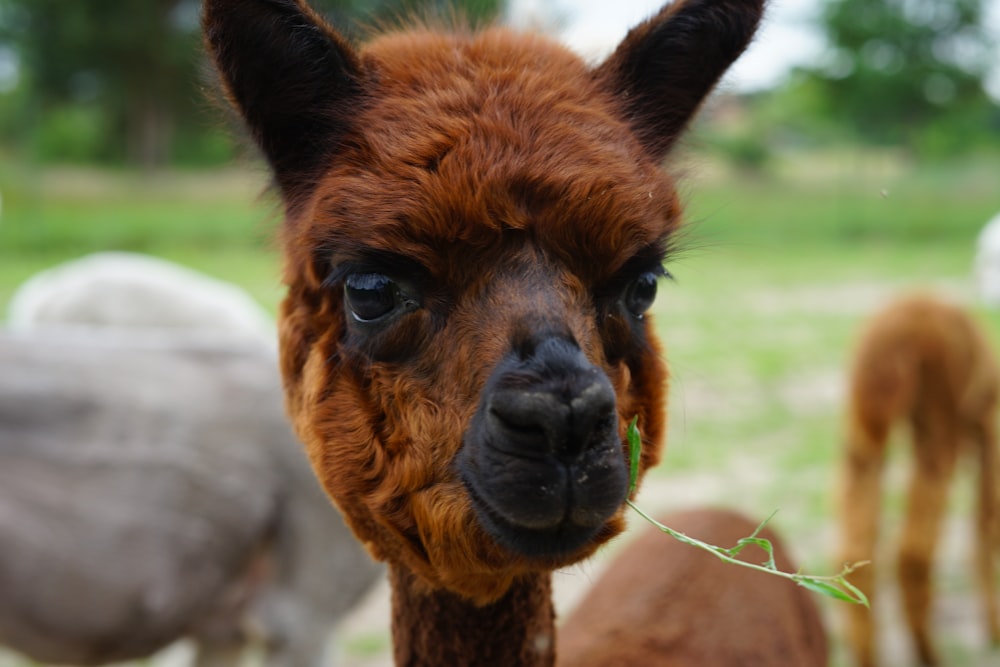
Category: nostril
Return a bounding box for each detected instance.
[593,415,615,434]
[569,381,616,433]
[488,409,547,449]
[485,377,618,461]
[564,380,617,458]
[488,392,568,454]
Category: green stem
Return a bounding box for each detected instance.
[625,500,870,607]
[624,417,869,607]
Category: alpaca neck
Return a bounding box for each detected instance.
[389,564,555,667]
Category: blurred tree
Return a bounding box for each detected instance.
[0,0,501,167]
[795,0,999,155]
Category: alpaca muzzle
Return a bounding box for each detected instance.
[459,335,628,558]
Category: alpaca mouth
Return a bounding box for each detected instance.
[457,335,629,558]
[458,437,628,558]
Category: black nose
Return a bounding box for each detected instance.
[459,335,628,557]
[486,338,617,462]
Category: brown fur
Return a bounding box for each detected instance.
[275,25,678,600]
[838,293,1000,666]
[203,1,764,664]
[558,508,829,666]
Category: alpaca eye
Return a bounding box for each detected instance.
[623,271,659,318]
[345,273,403,322]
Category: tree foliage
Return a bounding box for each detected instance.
[0,0,501,167]
[794,0,999,155]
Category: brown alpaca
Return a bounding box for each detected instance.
[838,294,1000,667]
[558,508,829,666]
[203,1,764,664]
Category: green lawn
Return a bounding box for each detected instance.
[1,151,998,667]
[0,165,285,315]
[641,153,998,666]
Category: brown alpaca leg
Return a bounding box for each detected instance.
[972,414,1000,644]
[839,423,887,667]
[897,418,959,667]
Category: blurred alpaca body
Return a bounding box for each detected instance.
[6,252,274,346]
[0,258,380,666]
[839,294,1000,667]
[558,508,829,666]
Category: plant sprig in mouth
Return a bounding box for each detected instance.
[625,417,870,608]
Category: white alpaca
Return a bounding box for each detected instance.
[6,252,275,345]
[974,212,1000,306]
[1,254,381,666]
[0,331,382,667]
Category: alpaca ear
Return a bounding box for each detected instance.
[203,0,365,203]
[595,0,765,160]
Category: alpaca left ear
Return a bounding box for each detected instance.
[203,0,366,207]
[595,0,765,161]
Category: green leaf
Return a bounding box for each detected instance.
[796,578,864,605]
[835,576,871,608]
[626,416,641,496]
[732,536,777,569]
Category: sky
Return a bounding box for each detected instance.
[504,0,1000,97]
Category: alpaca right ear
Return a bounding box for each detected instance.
[203,0,365,205]
[595,0,765,161]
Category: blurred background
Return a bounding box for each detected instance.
[0,0,999,666]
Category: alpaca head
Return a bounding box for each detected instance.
[205,0,763,602]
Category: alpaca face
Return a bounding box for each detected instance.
[205,0,764,602]
[276,49,675,597]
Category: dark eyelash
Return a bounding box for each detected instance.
[323,252,428,289]
[606,246,670,290]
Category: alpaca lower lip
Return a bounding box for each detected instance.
[459,445,628,558]
[463,479,610,558]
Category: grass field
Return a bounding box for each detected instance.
[1,149,999,666]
